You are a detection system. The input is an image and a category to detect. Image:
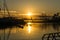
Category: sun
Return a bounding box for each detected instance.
[27,11,32,16]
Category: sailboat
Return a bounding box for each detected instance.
[0,0,26,40]
[0,0,26,29]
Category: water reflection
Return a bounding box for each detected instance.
[0,21,60,40]
[41,23,60,31]
[27,22,32,33]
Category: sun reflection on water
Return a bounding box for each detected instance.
[27,22,32,33]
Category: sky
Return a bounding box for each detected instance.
[0,0,60,13]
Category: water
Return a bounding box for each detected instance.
[0,20,60,40]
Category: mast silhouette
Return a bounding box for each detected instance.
[0,0,26,40]
[3,0,10,40]
[3,0,10,17]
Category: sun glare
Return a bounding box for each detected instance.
[28,25,32,33]
[27,22,32,33]
[27,11,32,16]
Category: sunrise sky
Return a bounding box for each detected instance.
[0,0,60,14]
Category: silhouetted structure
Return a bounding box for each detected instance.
[0,8,1,11]
[0,0,26,29]
[0,36,1,40]
[0,0,27,40]
[0,17,26,29]
[37,12,60,23]
[42,32,60,40]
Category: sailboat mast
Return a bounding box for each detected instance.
[3,0,10,17]
[3,0,11,40]
[3,0,5,17]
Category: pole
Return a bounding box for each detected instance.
[0,36,1,40]
[3,0,5,17]
[3,0,10,17]
[7,28,12,40]
[4,29,5,40]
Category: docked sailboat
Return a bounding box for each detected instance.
[0,0,26,29]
